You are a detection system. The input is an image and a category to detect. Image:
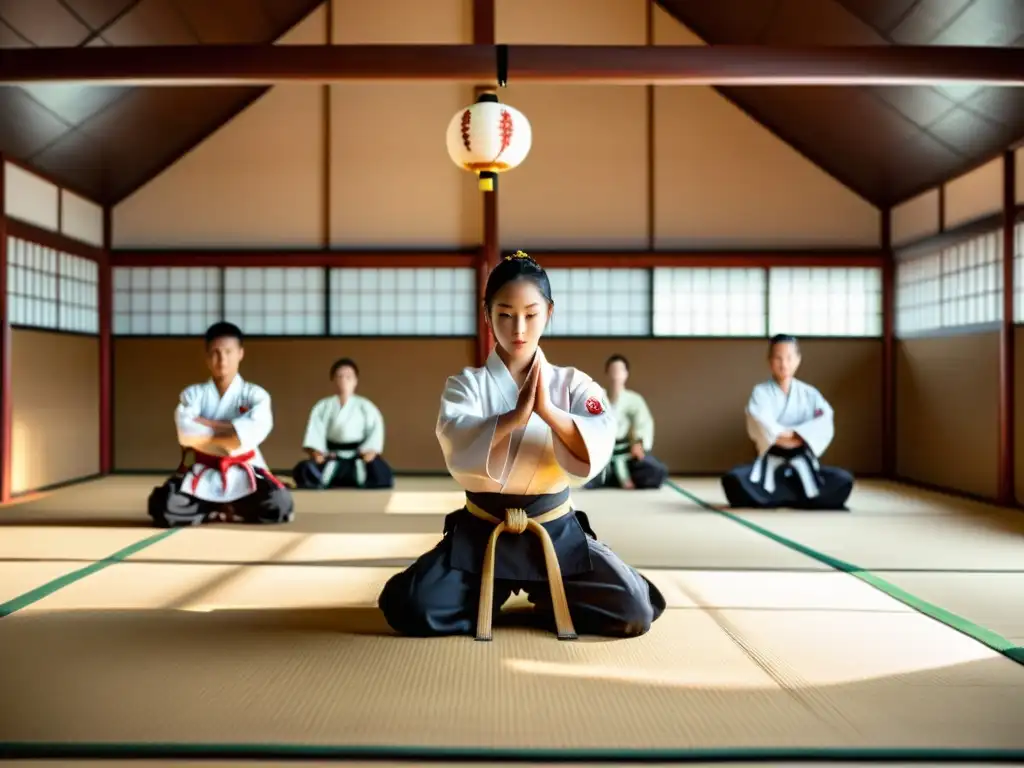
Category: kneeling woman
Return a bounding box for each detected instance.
[378,252,665,640]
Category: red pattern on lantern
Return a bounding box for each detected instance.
[461,110,472,151]
[498,109,513,154]
[585,397,603,415]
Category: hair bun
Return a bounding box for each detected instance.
[504,249,537,265]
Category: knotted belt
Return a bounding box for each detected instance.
[188,450,284,493]
[464,497,577,642]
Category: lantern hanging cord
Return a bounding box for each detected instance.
[497,44,508,87]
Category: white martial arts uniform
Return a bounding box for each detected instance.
[299,394,386,487]
[745,378,834,497]
[379,346,664,639]
[437,347,616,495]
[174,375,275,504]
[721,377,853,509]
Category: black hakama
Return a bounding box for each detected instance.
[721,445,853,510]
[378,487,665,639]
[291,440,395,489]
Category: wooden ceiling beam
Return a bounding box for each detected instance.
[2,44,1024,85]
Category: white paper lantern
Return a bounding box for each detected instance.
[446,92,532,191]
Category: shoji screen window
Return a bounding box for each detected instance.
[895,252,941,336]
[223,267,325,335]
[545,269,650,336]
[113,267,222,335]
[768,267,882,337]
[58,253,99,334]
[940,230,1001,328]
[1013,221,1024,323]
[328,268,476,336]
[652,267,766,336]
[6,238,58,329]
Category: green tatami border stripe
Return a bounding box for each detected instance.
[2,742,1024,763]
[0,529,180,618]
[666,480,1024,666]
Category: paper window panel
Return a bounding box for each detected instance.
[6,237,58,329]
[768,267,882,337]
[544,269,650,337]
[1012,222,1024,323]
[57,252,99,334]
[113,266,222,336]
[328,268,476,336]
[223,267,325,336]
[895,252,942,336]
[939,231,1002,328]
[652,267,766,337]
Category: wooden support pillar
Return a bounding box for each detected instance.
[473,0,498,367]
[881,208,895,478]
[998,150,1016,506]
[477,187,499,366]
[99,207,112,475]
[0,156,10,503]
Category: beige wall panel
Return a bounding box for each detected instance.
[943,157,1003,229]
[651,6,880,249]
[328,82,482,248]
[11,330,100,494]
[543,339,882,475]
[113,338,474,473]
[114,337,879,476]
[896,333,999,499]
[4,162,59,232]
[891,189,940,247]
[495,0,646,44]
[112,5,327,249]
[497,85,649,250]
[332,0,471,43]
[60,189,104,247]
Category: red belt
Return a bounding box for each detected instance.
[188,450,283,494]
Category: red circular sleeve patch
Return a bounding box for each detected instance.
[585,396,603,415]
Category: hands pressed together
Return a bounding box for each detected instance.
[498,361,556,436]
[775,430,805,449]
[311,450,378,465]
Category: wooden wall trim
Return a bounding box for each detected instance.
[0,155,10,503]
[110,251,477,268]
[999,150,1016,505]
[109,250,886,269]
[530,252,885,268]
[881,208,895,478]
[5,218,107,264]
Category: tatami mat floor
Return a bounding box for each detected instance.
[1,474,1023,762]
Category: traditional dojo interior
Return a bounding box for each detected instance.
[2,0,1024,764]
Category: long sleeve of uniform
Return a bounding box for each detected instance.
[302,399,329,454]
[792,389,835,457]
[174,386,215,448]
[745,385,788,455]
[231,385,274,452]
[632,394,656,452]
[551,373,616,486]
[359,400,386,454]
[436,375,510,485]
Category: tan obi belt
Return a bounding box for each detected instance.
[464,497,577,642]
